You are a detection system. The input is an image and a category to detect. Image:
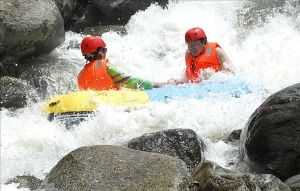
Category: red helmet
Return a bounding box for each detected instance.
[185,27,207,43]
[81,36,106,56]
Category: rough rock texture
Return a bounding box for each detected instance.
[127,128,204,172]
[5,175,42,191]
[0,76,28,109]
[284,174,300,191]
[66,0,168,32]
[0,0,64,76]
[90,0,168,24]
[40,145,191,191]
[191,161,291,191]
[224,129,242,143]
[18,55,79,100]
[53,0,79,23]
[240,83,300,181]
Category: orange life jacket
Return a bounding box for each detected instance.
[77,58,120,91]
[185,42,220,83]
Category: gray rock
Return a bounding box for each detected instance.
[0,76,28,109]
[240,83,300,181]
[0,0,64,76]
[5,175,42,191]
[91,0,168,24]
[18,55,79,100]
[285,174,300,191]
[191,160,291,191]
[224,129,242,143]
[67,0,169,32]
[40,145,191,191]
[53,0,79,23]
[65,3,102,32]
[127,128,204,172]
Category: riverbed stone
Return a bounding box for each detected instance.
[240,83,300,181]
[40,145,191,191]
[127,128,204,172]
[191,160,291,191]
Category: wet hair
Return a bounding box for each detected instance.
[84,47,107,61]
[200,38,207,44]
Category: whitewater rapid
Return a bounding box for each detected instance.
[1,1,300,190]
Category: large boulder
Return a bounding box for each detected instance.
[40,145,191,191]
[0,0,64,76]
[240,83,300,181]
[191,161,291,191]
[127,128,204,172]
[90,0,168,24]
[66,0,169,32]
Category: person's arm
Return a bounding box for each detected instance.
[166,50,190,85]
[107,66,154,90]
[216,47,234,74]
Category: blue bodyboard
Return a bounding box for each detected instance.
[147,76,252,102]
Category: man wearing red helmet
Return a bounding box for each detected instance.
[78,36,163,91]
[168,27,233,84]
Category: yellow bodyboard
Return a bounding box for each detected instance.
[43,89,150,114]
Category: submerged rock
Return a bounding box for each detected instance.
[0,76,28,109]
[40,145,190,191]
[127,128,204,172]
[224,129,242,143]
[240,83,300,181]
[191,160,291,191]
[5,175,42,191]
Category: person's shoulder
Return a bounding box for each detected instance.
[208,42,222,48]
[185,49,190,58]
[215,47,225,56]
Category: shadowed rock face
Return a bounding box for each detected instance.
[127,128,204,172]
[191,161,291,191]
[65,0,169,32]
[40,145,191,191]
[0,0,64,76]
[224,129,242,143]
[240,83,300,181]
[53,0,79,23]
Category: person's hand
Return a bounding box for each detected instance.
[167,78,185,85]
[153,82,166,88]
[167,78,178,85]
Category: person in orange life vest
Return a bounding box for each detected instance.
[77,36,164,91]
[167,27,233,85]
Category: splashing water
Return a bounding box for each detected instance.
[1,1,300,190]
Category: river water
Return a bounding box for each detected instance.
[1,1,300,190]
